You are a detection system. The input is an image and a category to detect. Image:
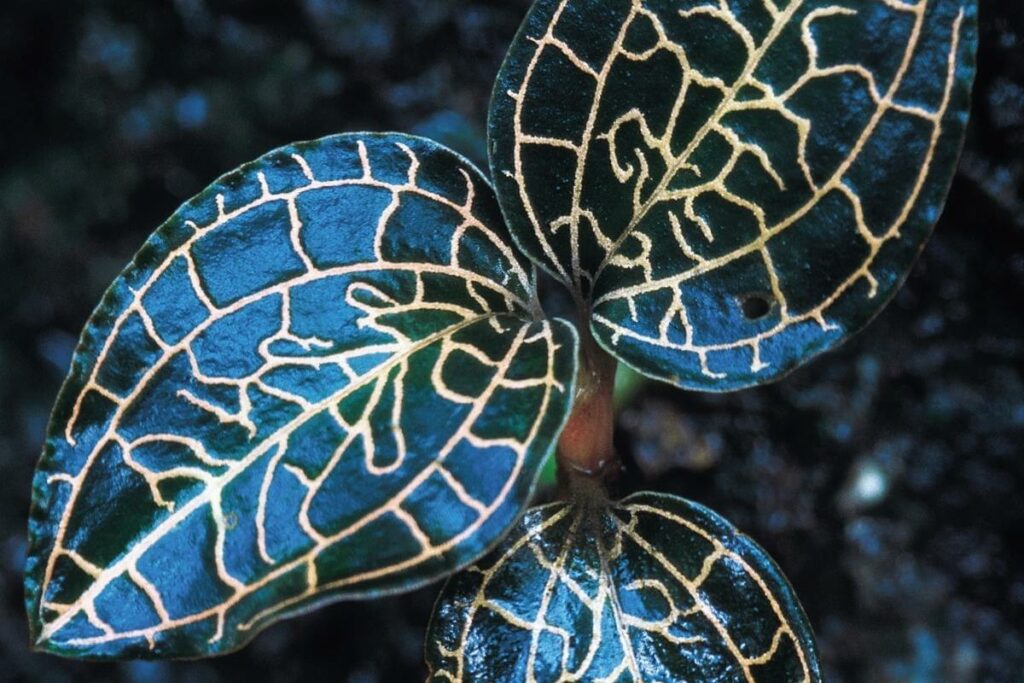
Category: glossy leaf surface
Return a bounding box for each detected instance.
[490,0,977,390]
[428,492,821,682]
[26,134,578,658]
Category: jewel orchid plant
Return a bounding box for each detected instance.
[26,0,977,680]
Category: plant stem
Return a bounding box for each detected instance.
[556,320,618,483]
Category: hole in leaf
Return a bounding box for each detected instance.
[739,294,773,321]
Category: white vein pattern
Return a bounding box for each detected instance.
[428,494,820,682]
[28,134,577,656]
[495,0,974,388]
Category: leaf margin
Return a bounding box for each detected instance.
[487,0,980,392]
[25,132,581,660]
[425,490,823,682]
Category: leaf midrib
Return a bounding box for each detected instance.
[592,1,941,310]
[37,312,505,645]
[592,0,806,288]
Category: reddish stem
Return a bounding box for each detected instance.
[556,322,618,482]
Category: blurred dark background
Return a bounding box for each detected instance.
[1,1,1021,681]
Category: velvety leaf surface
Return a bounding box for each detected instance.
[427,492,821,682]
[490,0,977,390]
[26,133,578,658]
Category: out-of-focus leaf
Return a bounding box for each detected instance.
[26,133,578,658]
[613,363,645,409]
[427,492,821,682]
[489,0,977,390]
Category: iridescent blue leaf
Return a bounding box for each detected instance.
[427,492,821,682]
[489,0,977,390]
[26,133,577,658]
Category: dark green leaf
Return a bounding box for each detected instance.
[489,0,977,390]
[26,133,578,658]
[427,492,821,682]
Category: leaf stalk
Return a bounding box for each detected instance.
[556,314,618,485]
